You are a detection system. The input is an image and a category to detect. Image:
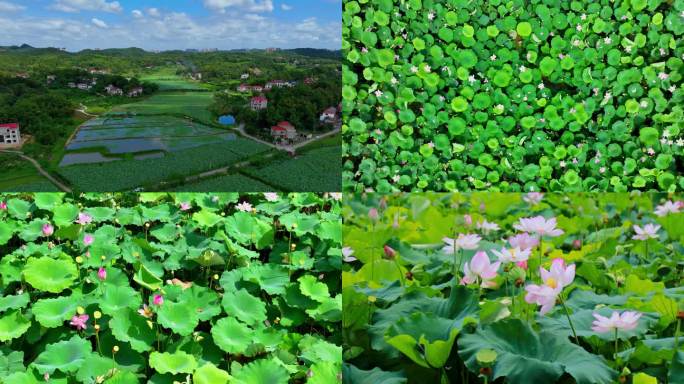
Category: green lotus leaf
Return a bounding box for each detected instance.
[0,310,31,342]
[7,198,31,220]
[376,49,395,68]
[625,99,640,114]
[211,316,253,355]
[33,335,91,374]
[342,365,407,384]
[230,358,289,384]
[0,221,14,245]
[192,209,223,227]
[157,301,199,336]
[539,56,558,76]
[52,203,79,227]
[75,355,117,383]
[307,362,340,384]
[299,275,330,302]
[639,127,659,146]
[149,351,197,375]
[132,263,162,291]
[23,256,78,293]
[386,312,459,368]
[516,22,532,37]
[109,308,156,353]
[104,370,139,384]
[459,319,616,384]
[221,288,266,326]
[0,293,29,313]
[193,363,230,384]
[32,295,79,328]
[225,211,274,248]
[451,97,469,112]
[101,284,142,316]
[33,194,64,210]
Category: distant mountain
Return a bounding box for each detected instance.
[286,48,341,59]
[0,44,67,54]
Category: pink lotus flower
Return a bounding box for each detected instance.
[0,201,6,210]
[76,212,92,225]
[516,260,528,270]
[236,201,253,212]
[97,267,106,281]
[443,233,482,253]
[514,216,564,237]
[138,304,153,318]
[342,247,356,262]
[83,234,94,246]
[476,219,500,234]
[368,208,379,221]
[591,311,642,333]
[492,247,530,264]
[654,201,681,217]
[632,224,660,240]
[179,202,191,211]
[523,192,544,205]
[524,259,575,315]
[461,251,500,288]
[463,214,473,227]
[508,233,540,250]
[153,294,164,306]
[263,193,279,202]
[70,314,89,330]
[42,223,54,237]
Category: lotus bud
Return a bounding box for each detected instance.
[572,239,582,249]
[94,311,102,319]
[368,208,379,221]
[113,345,119,353]
[77,306,85,315]
[383,245,396,259]
[75,256,84,264]
[213,274,219,280]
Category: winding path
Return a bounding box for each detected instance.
[0,150,72,192]
[235,123,340,153]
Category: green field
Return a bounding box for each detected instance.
[169,173,275,192]
[113,92,215,124]
[57,140,271,191]
[0,154,59,192]
[244,146,341,192]
[140,67,208,91]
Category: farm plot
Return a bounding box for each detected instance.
[61,115,236,166]
[245,146,342,192]
[113,92,215,124]
[140,67,207,91]
[170,174,276,192]
[58,139,271,191]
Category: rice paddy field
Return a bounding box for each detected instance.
[0,154,59,192]
[60,115,237,166]
[170,173,276,192]
[139,66,209,91]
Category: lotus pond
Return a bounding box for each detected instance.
[342,193,683,384]
[342,0,684,193]
[0,192,343,383]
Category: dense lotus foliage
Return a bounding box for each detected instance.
[342,0,684,193]
[342,193,683,383]
[0,192,342,383]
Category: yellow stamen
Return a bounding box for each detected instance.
[545,277,557,289]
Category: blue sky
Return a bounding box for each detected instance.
[0,0,341,51]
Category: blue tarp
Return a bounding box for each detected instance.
[219,115,235,125]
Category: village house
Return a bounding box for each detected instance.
[46,75,56,84]
[67,82,77,88]
[304,77,317,85]
[251,85,264,92]
[320,107,337,122]
[237,84,250,92]
[240,73,249,79]
[270,121,297,140]
[127,87,144,97]
[265,80,288,90]
[249,68,262,76]
[105,84,123,96]
[0,123,20,145]
[77,83,91,90]
[250,96,268,111]
[88,68,109,75]
[15,72,29,79]
[190,72,203,81]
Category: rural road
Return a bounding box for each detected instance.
[0,150,72,193]
[235,123,340,153]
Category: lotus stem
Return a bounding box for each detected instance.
[673,318,681,368]
[393,258,405,287]
[538,239,543,282]
[614,328,619,360]
[558,293,579,344]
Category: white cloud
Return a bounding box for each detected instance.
[131,9,143,18]
[204,0,274,13]
[91,18,108,28]
[51,0,122,13]
[0,1,25,12]
[147,8,160,17]
[281,3,292,10]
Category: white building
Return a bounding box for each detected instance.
[128,87,144,97]
[0,123,20,144]
[105,84,123,96]
[241,73,249,79]
[320,107,337,122]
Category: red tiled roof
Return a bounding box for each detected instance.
[277,121,293,129]
[252,96,267,102]
[271,126,286,131]
[0,123,19,130]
